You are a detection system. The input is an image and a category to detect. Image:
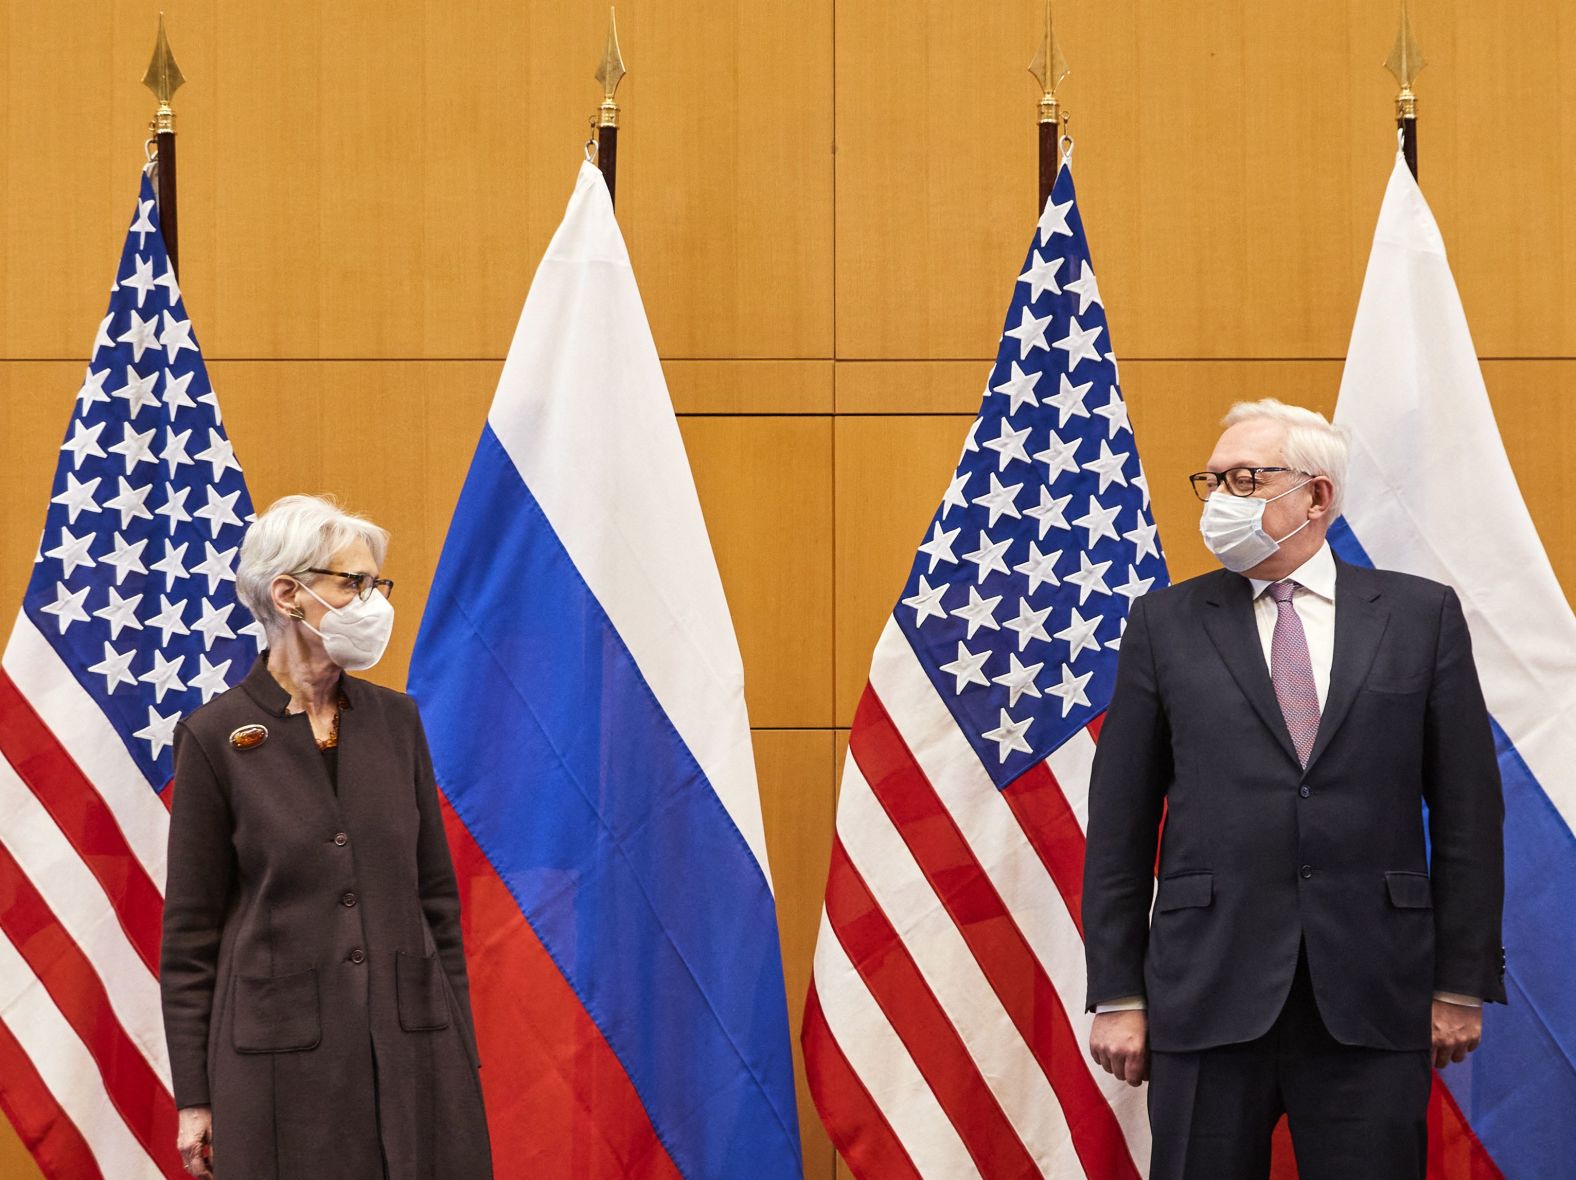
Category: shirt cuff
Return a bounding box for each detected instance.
[1094,996,1147,1013]
[1433,991,1484,1008]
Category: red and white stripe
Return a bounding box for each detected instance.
[0,612,181,1179]
[805,617,1150,1179]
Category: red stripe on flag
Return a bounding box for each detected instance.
[800,981,921,1180]
[1000,760,1087,938]
[0,842,182,1180]
[440,794,682,1180]
[822,835,1041,1178]
[0,1016,103,1180]
[0,668,164,974]
[850,688,1139,1180]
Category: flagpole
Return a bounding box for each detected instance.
[1028,0,1069,210]
[1385,0,1424,179]
[142,12,185,276]
[595,7,626,208]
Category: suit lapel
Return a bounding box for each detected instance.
[1201,571,1301,766]
[1304,560,1389,771]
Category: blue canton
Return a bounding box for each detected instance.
[22,169,260,791]
[893,166,1169,788]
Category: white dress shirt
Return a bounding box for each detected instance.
[1094,541,1481,1013]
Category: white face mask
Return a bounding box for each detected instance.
[292,579,395,671]
[1198,479,1313,574]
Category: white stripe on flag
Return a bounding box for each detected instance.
[810,909,982,1180]
[3,613,171,888]
[0,937,159,1179]
[485,162,772,886]
[837,754,1083,1176]
[870,622,1152,1169]
[0,754,170,1081]
[1335,154,1576,826]
[1045,726,1097,833]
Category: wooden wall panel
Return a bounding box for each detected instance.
[836,0,1576,362]
[755,728,838,1180]
[680,416,835,728]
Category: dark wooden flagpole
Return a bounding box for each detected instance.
[1386,0,1424,179]
[595,7,626,208]
[142,13,185,276]
[1028,0,1069,211]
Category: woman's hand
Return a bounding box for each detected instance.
[177,1105,213,1178]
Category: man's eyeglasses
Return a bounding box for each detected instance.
[1187,466,1307,501]
[293,568,395,601]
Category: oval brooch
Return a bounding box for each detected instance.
[229,724,269,750]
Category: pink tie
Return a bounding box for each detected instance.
[1268,580,1321,767]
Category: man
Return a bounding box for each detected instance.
[1083,399,1505,1179]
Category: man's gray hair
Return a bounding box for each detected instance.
[236,494,390,638]
[1222,398,1349,517]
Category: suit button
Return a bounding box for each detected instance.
[334,832,348,846]
[1298,784,1311,798]
[1300,865,1313,879]
[348,947,365,964]
[342,891,358,907]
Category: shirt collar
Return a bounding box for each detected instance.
[1249,540,1336,602]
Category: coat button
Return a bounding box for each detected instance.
[348,947,365,964]
[334,832,349,846]
[1300,865,1313,879]
[342,891,358,907]
[1298,784,1311,798]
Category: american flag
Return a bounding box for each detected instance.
[803,163,1167,1178]
[0,167,260,1178]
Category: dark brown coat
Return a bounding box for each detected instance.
[160,656,492,1178]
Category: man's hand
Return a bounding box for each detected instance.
[1090,1010,1150,1087]
[1432,999,1483,1070]
[177,1105,213,1178]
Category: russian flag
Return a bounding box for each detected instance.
[1330,152,1576,1178]
[408,162,803,1178]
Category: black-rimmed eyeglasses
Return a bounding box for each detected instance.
[1187,466,1308,501]
[293,568,395,601]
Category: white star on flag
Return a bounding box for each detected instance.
[982,708,1034,762]
[1004,306,1053,359]
[1065,260,1103,314]
[939,642,991,694]
[901,576,949,627]
[1052,315,1104,372]
[991,654,1044,708]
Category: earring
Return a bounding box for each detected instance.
[288,607,306,621]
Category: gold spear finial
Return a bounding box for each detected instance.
[141,12,185,135]
[595,7,626,130]
[1384,0,1425,120]
[1027,0,1069,126]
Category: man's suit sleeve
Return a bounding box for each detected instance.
[1082,592,1171,1011]
[1424,586,1507,1004]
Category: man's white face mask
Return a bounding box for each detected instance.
[1198,479,1313,574]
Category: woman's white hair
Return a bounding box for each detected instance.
[1222,398,1349,517]
[236,494,390,638]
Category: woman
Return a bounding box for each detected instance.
[160,494,492,1179]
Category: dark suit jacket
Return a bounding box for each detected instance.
[1082,557,1505,1054]
[160,655,492,1179]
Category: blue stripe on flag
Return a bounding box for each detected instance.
[1331,515,1576,1176]
[409,425,802,1178]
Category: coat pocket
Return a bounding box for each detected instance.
[1385,870,1434,910]
[396,950,452,1032]
[1155,871,1214,912]
[232,968,321,1053]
